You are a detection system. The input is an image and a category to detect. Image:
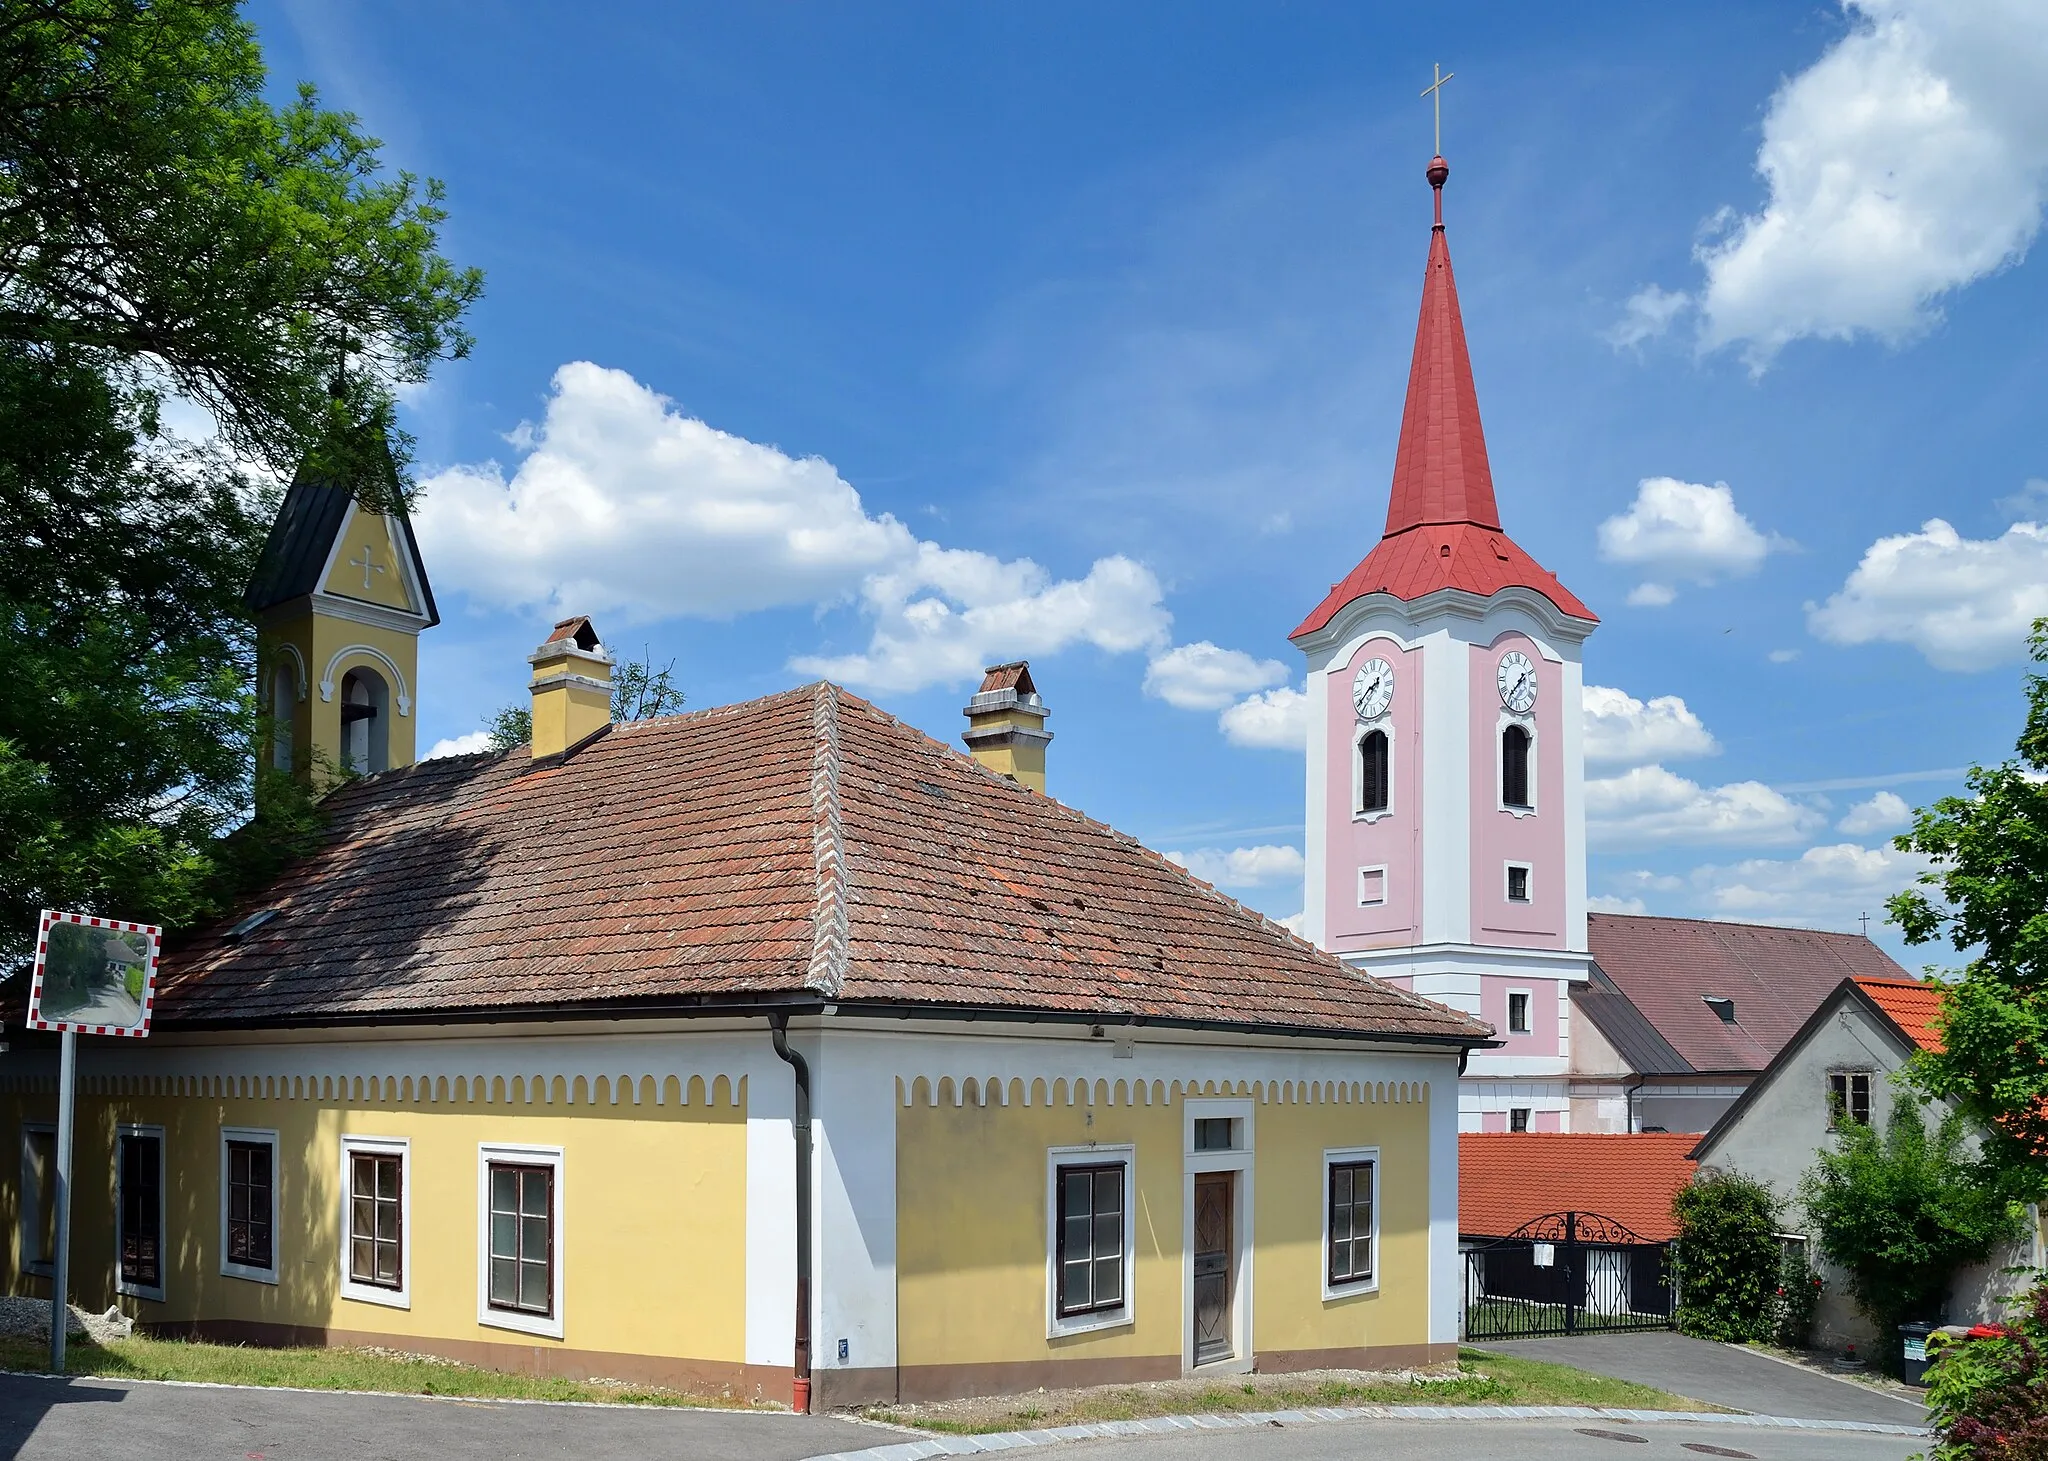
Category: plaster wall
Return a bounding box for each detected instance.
[1467,632,1565,951]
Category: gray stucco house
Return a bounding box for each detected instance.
[1690,975,2045,1351]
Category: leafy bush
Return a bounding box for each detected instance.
[1801,1098,2027,1376]
[1774,1243,1824,1349]
[1926,1281,2048,1460]
[1674,1172,1782,1342]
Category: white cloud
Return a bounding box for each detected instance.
[1597,477,1783,603]
[1673,842,1932,930]
[1996,478,2048,521]
[1143,642,1288,711]
[1769,648,1802,663]
[1688,0,2048,369]
[1165,844,1305,889]
[1219,685,1309,750]
[1588,894,1650,915]
[1606,285,1692,349]
[1582,685,1721,771]
[417,362,1172,693]
[423,730,494,760]
[1838,789,1914,835]
[1807,517,2048,670]
[1587,765,1826,850]
[1277,910,1309,938]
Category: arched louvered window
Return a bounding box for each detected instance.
[1502,724,1531,809]
[1360,730,1390,814]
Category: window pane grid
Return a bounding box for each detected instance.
[119,1135,162,1289]
[226,1140,273,1270]
[348,1152,403,1290]
[486,1162,553,1317]
[1055,1164,1125,1318]
[1327,1161,1375,1286]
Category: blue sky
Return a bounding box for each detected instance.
[250,1,2048,961]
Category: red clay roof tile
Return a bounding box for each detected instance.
[1854,976,1945,1052]
[1460,1132,1698,1241]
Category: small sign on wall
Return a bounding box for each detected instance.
[26,909,161,1038]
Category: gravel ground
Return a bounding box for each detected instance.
[0,1297,134,1347]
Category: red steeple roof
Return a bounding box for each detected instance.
[1293,156,1594,639]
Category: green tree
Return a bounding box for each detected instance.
[1801,1098,2026,1376]
[1673,1171,1783,1343]
[1890,620,2048,1196]
[483,648,688,753]
[0,0,479,963]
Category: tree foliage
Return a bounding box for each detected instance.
[0,0,477,964]
[1925,1282,2048,1461]
[1673,1171,1782,1343]
[1801,1098,2026,1375]
[1890,621,2048,1195]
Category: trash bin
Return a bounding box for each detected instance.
[1900,1322,1937,1386]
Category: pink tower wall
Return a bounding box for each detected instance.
[1467,631,1566,950]
[1325,635,1423,949]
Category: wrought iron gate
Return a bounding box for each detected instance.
[1462,1211,1676,1340]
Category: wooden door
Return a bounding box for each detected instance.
[1192,1172,1234,1365]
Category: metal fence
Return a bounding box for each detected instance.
[1462,1210,1677,1340]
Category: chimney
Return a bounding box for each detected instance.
[962,661,1052,792]
[529,616,613,757]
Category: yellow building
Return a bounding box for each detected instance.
[2,477,1487,1407]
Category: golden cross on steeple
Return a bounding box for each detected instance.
[1420,62,1455,155]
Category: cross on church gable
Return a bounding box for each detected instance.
[349,543,386,592]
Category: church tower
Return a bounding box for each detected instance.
[1290,152,1599,1132]
[245,452,438,784]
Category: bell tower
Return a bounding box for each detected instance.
[1290,151,1600,1131]
[246,449,438,785]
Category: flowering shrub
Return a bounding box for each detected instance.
[1926,1281,2048,1460]
[1773,1245,1824,1349]
[1674,1172,1781,1343]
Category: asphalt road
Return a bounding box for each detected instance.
[0,1372,882,1461]
[1472,1333,1931,1426]
[1061,1417,1924,1461]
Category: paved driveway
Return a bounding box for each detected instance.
[0,1372,883,1461]
[1473,1334,1930,1426]
[1065,1417,1923,1461]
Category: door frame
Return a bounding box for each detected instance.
[1181,1098,1255,1375]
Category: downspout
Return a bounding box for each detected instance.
[770,1014,813,1413]
[1625,1075,1646,1133]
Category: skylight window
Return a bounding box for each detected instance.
[1703,995,1736,1025]
[225,908,280,942]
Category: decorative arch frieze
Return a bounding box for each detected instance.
[319,644,413,716]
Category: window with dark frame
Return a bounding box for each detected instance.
[225,1139,274,1271]
[1502,725,1531,808]
[1829,1071,1873,1128]
[486,1162,554,1316]
[22,1128,55,1269]
[1507,991,1531,1034]
[1055,1163,1125,1318]
[1360,730,1390,814]
[118,1132,162,1291]
[1327,1160,1375,1285]
[349,1151,404,1290]
[1510,1107,1531,1133]
[1507,865,1530,902]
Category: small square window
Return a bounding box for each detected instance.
[1506,864,1531,902]
[1509,1107,1531,1133]
[1507,991,1531,1035]
[1829,1071,1872,1128]
[1357,866,1386,906]
[1194,1118,1236,1152]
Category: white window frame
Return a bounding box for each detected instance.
[219,1126,280,1284]
[1183,1098,1256,1373]
[1352,721,1396,823]
[1322,1145,1380,1299]
[477,1142,565,1340]
[1506,988,1533,1036]
[114,1122,167,1302]
[1496,711,1539,818]
[340,1134,411,1310]
[1509,1107,1532,1133]
[1504,861,1533,905]
[1045,1143,1136,1339]
[18,1123,55,1277]
[1356,864,1388,907]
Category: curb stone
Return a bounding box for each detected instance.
[804,1405,1933,1460]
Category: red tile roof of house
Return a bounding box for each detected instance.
[1460,1132,1699,1241]
[1292,160,1594,639]
[1854,976,1946,1053]
[1583,913,1912,1074]
[153,683,1490,1047]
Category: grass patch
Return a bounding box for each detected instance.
[0,1333,767,1409]
[861,1347,1717,1435]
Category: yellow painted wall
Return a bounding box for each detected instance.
[0,1074,747,1365]
[259,610,422,775]
[321,510,418,615]
[896,1076,1434,1372]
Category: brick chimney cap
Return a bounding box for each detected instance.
[978,661,1037,697]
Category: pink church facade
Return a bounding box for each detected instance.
[1292,153,1598,1133]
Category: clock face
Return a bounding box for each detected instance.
[1497,651,1537,714]
[1351,658,1394,721]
